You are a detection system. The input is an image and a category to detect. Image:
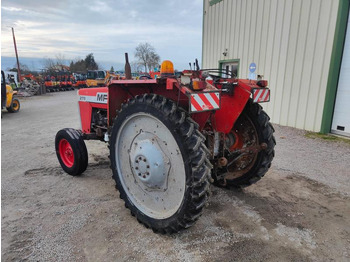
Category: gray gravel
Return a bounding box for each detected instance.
[2,91,350,261]
[272,124,350,196]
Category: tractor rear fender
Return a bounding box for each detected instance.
[202,79,269,134]
[102,78,267,135]
[107,79,190,127]
[191,84,251,134]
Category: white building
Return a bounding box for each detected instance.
[202,0,350,136]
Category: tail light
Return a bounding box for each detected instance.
[192,79,206,90]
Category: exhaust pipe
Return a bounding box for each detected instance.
[125,53,132,80]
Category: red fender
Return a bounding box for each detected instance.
[191,84,251,134]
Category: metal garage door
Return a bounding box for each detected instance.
[332,11,350,137]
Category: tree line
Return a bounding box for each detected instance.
[67,43,161,74]
[43,53,99,74]
[8,42,161,76]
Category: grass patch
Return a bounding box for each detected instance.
[305,131,350,145]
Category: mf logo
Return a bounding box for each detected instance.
[96,93,107,103]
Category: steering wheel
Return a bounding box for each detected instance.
[139,75,152,80]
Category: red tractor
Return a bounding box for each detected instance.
[55,58,275,234]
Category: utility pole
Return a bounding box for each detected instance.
[12,27,22,82]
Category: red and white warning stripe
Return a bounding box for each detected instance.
[190,92,220,112]
[253,88,270,103]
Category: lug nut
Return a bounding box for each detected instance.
[218,157,228,167]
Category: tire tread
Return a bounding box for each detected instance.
[109,94,210,234]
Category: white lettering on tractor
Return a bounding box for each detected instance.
[79,92,107,104]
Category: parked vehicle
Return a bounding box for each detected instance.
[1,70,20,113]
[55,57,275,234]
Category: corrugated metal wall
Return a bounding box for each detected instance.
[202,0,339,131]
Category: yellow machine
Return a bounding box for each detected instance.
[104,71,119,84]
[86,70,106,87]
[1,70,20,113]
[86,70,119,87]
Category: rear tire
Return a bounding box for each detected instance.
[55,128,88,176]
[109,94,211,233]
[7,98,20,113]
[219,100,275,187]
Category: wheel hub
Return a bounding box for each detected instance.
[59,139,74,168]
[134,154,150,179]
[65,147,73,158]
[130,134,170,190]
[224,114,258,179]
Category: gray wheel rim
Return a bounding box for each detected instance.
[115,112,186,219]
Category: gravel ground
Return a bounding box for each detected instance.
[1,91,350,261]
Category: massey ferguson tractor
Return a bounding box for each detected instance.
[55,57,275,234]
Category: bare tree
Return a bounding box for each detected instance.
[43,58,55,69]
[147,52,160,72]
[43,58,57,73]
[135,43,160,72]
[9,62,30,74]
[130,60,142,73]
[55,53,66,66]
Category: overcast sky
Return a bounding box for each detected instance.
[1,0,203,70]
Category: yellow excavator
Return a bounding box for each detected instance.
[1,70,20,113]
[86,70,118,87]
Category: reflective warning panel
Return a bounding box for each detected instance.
[190,92,220,112]
[252,88,270,103]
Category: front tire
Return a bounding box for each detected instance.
[7,98,20,113]
[109,94,211,233]
[55,128,88,176]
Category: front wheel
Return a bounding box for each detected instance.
[55,128,88,176]
[7,98,20,113]
[109,94,211,233]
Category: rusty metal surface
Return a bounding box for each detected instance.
[124,53,132,80]
[223,113,259,180]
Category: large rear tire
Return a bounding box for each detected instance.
[219,100,275,187]
[109,94,211,233]
[55,128,88,176]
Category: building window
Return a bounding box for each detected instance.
[219,59,240,78]
[209,0,224,6]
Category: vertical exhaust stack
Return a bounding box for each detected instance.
[125,53,132,80]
